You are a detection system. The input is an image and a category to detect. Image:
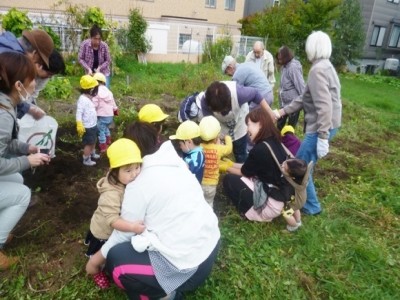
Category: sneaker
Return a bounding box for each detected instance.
[83,156,96,166]
[106,136,112,145]
[93,271,110,289]
[286,221,302,232]
[91,152,100,160]
[98,143,108,153]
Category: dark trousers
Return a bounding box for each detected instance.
[106,240,220,300]
[233,134,248,163]
[223,174,253,214]
[277,111,301,131]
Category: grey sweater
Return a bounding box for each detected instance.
[283,59,342,139]
[0,92,30,175]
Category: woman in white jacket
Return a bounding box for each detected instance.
[86,121,220,299]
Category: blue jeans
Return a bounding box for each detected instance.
[296,128,338,214]
[233,134,248,163]
[97,116,113,144]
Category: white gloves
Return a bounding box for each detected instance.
[317,138,329,159]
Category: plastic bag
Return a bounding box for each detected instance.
[18,114,58,157]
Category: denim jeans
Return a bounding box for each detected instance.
[0,173,30,247]
[296,128,338,214]
[233,134,248,163]
[97,116,113,144]
[106,75,111,89]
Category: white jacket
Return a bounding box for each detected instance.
[101,141,220,270]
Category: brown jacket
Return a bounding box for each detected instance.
[90,176,125,240]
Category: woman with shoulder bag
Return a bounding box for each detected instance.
[222,108,301,230]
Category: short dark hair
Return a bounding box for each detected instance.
[124,121,159,156]
[286,158,307,183]
[0,52,36,95]
[278,46,294,65]
[43,50,66,75]
[80,85,99,97]
[90,25,102,38]
[205,81,231,113]
[178,136,202,146]
[245,108,281,144]
[107,168,121,186]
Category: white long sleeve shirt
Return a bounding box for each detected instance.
[101,141,220,270]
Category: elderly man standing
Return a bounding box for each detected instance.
[245,41,276,88]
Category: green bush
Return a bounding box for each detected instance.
[202,36,233,67]
[2,8,32,36]
[41,76,73,100]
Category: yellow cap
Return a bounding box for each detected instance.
[169,120,200,140]
[107,138,142,169]
[80,75,99,90]
[281,125,295,136]
[138,104,169,123]
[93,72,106,83]
[199,116,221,141]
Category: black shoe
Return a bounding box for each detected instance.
[301,208,322,216]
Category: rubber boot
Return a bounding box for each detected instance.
[106,135,112,145]
[99,143,108,153]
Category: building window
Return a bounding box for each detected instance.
[179,34,192,48]
[225,0,235,10]
[370,26,386,46]
[388,25,400,48]
[206,34,214,43]
[387,0,400,4]
[205,0,216,8]
[273,0,280,6]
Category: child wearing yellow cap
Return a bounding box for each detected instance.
[84,138,145,288]
[281,125,301,156]
[76,75,100,166]
[199,116,233,208]
[169,121,205,183]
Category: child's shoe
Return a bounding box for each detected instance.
[83,155,96,166]
[286,221,302,232]
[91,151,100,160]
[106,135,112,145]
[99,143,108,153]
[93,271,110,289]
[0,251,19,270]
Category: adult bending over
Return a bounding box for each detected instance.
[276,31,342,215]
[78,25,111,87]
[202,81,276,163]
[221,55,273,106]
[0,52,51,270]
[86,122,220,299]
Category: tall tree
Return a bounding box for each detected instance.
[331,0,365,69]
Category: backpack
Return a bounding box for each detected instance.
[263,141,313,211]
[177,92,200,122]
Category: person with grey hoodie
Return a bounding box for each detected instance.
[276,46,305,130]
[0,52,51,270]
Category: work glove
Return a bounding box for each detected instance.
[219,158,234,173]
[272,109,281,119]
[317,137,329,159]
[113,108,119,116]
[76,121,85,138]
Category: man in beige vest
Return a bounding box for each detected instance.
[245,41,276,88]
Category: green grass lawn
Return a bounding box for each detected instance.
[1,61,399,299]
